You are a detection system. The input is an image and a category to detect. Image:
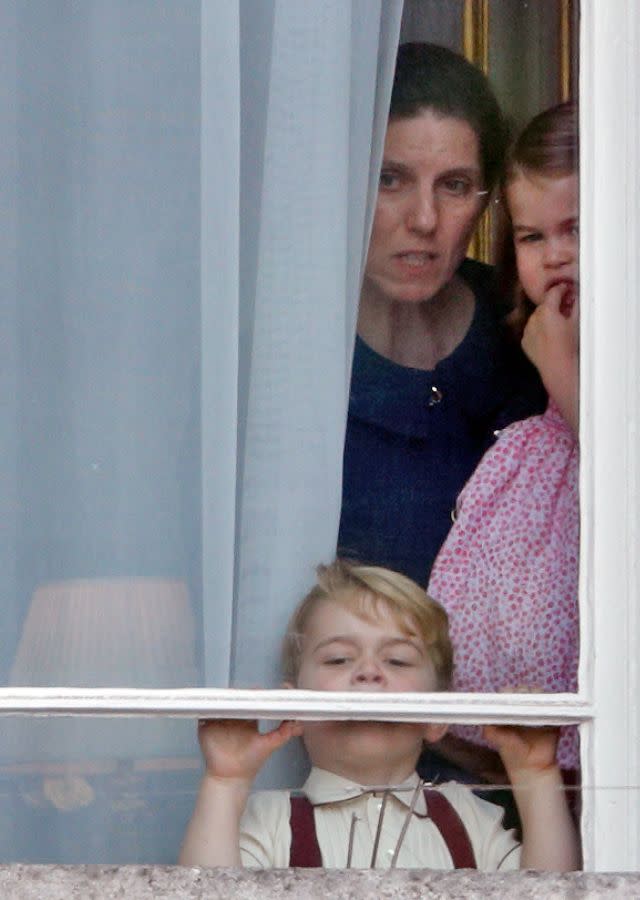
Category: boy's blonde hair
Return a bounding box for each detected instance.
[281,559,453,689]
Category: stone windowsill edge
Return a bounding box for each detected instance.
[0,867,638,899]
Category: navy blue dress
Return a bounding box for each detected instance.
[338,258,546,586]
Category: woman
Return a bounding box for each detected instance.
[338,43,546,586]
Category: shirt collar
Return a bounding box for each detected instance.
[302,766,429,817]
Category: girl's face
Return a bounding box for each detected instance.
[507,171,579,306]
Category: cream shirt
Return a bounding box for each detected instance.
[239,767,521,870]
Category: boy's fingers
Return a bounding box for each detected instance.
[483,723,560,744]
[498,684,543,693]
[265,720,303,742]
[482,724,501,745]
[482,723,522,746]
[256,721,303,758]
[279,719,304,739]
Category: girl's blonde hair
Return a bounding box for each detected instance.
[496,101,579,338]
[281,558,453,689]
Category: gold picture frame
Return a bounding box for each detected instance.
[462,0,490,263]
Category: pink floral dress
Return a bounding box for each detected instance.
[428,401,579,769]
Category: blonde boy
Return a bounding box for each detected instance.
[180,560,578,870]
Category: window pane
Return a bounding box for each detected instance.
[1,0,592,868]
[341,0,581,703]
[0,715,590,867]
[337,0,582,861]
[0,717,199,863]
[2,0,397,698]
[2,1,204,689]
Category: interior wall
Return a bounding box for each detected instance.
[399,0,575,132]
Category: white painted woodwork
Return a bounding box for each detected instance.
[579,0,640,874]
[0,687,591,724]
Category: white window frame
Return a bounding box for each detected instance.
[0,0,638,873]
[577,0,640,873]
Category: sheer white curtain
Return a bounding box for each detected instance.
[0,0,402,863]
[229,0,402,690]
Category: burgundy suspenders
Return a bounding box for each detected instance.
[289,795,323,867]
[422,789,477,869]
[289,790,477,869]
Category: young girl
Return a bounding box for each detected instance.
[427,102,580,775]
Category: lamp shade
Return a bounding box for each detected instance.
[2,578,199,764]
[10,577,198,688]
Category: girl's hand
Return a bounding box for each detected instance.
[522,282,579,373]
[522,283,579,434]
[197,718,303,784]
[482,724,559,779]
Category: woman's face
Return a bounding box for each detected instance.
[363,109,486,306]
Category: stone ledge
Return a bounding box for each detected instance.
[0,867,639,899]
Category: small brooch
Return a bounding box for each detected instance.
[428,386,443,407]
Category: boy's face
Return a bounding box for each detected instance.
[295,596,438,693]
[291,595,446,783]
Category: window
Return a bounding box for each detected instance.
[0,0,638,872]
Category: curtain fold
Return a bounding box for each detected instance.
[0,0,402,862]
[231,0,402,691]
[200,0,240,686]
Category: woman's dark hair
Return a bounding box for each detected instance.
[496,101,579,337]
[390,42,509,192]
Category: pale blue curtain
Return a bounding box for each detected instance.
[0,0,402,863]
